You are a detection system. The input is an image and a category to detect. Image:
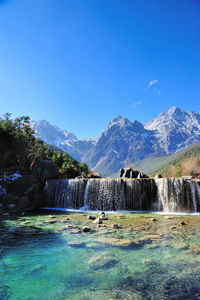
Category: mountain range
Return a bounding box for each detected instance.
[31,106,200,177]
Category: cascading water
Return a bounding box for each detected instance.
[42,178,200,213]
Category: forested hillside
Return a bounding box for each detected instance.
[0,113,89,178]
[147,142,200,177]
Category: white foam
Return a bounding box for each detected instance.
[40,207,200,216]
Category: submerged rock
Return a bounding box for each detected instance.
[188,245,200,254]
[88,254,118,270]
[95,237,135,248]
[61,225,76,230]
[68,241,85,248]
[14,226,42,235]
[139,235,162,241]
[69,229,82,234]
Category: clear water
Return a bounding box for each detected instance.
[1,211,200,299]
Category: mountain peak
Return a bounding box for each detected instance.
[110,115,123,123]
[166,106,182,115]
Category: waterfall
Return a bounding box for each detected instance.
[189,181,197,212]
[196,181,200,210]
[42,178,200,213]
[43,178,87,209]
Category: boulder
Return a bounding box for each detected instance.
[87,215,96,220]
[24,183,43,209]
[112,224,119,229]
[179,221,186,226]
[93,218,102,224]
[87,172,101,178]
[82,226,91,232]
[155,174,162,179]
[119,168,139,178]
[137,172,149,179]
[32,159,58,183]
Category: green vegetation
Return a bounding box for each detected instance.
[0,113,90,177]
[146,142,200,177]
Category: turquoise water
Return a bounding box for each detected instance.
[0,211,200,299]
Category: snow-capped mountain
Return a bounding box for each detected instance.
[145,106,200,153]
[31,107,200,176]
[31,119,78,147]
[30,119,96,163]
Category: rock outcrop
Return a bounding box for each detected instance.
[0,159,59,213]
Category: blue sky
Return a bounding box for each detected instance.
[0,0,200,139]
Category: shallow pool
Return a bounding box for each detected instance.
[0,211,200,299]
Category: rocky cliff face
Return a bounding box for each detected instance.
[31,107,200,177]
[87,116,165,175]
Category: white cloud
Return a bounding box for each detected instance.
[146,79,161,96]
[146,79,158,90]
[132,101,142,109]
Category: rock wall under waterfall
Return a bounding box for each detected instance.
[42,178,200,213]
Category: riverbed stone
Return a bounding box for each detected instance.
[95,237,135,248]
[87,215,96,220]
[98,224,107,228]
[100,216,108,220]
[93,218,102,224]
[138,234,162,242]
[188,243,200,254]
[61,224,76,230]
[68,241,85,248]
[164,216,173,219]
[88,253,118,270]
[99,211,105,217]
[112,224,119,229]
[81,226,91,232]
[170,226,176,229]
[179,221,186,226]
[14,226,41,235]
[43,219,58,224]
[116,214,124,219]
[60,217,70,223]
[69,229,82,234]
